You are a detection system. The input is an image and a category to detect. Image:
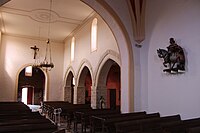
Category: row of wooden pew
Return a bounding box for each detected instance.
[41,101,200,133]
[0,101,65,133]
[42,101,92,126]
[89,111,200,133]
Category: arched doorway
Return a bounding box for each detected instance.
[107,63,120,110]
[85,72,92,104]
[64,71,74,103]
[97,59,120,109]
[17,66,45,105]
[77,66,92,104]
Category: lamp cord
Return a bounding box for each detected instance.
[46,0,52,64]
[48,0,52,38]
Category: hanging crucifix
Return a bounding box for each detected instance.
[30,45,39,59]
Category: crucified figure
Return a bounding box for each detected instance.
[30,45,39,59]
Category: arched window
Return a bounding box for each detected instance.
[91,18,97,52]
[25,66,32,77]
[71,37,75,61]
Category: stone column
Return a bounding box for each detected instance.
[77,86,85,104]
[74,85,77,104]
[91,85,97,109]
[64,86,72,103]
[96,85,107,108]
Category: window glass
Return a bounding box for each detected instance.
[71,37,75,61]
[25,66,32,77]
[91,18,97,52]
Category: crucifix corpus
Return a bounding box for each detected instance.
[30,45,39,59]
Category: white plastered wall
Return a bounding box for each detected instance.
[86,0,200,118]
[0,35,64,101]
[145,0,200,119]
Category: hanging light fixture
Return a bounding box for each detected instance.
[40,0,54,71]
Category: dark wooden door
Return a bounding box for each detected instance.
[109,89,116,109]
[71,86,74,104]
[27,87,33,104]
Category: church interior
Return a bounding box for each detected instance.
[0,0,200,132]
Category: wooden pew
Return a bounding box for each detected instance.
[0,117,50,126]
[183,117,200,133]
[160,120,186,133]
[61,104,92,130]
[90,111,150,133]
[52,129,66,133]
[160,114,181,123]
[42,101,70,112]
[0,122,57,133]
[0,102,31,114]
[184,117,200,129]
[0,101,25,105]
[103,112,151,133]
[142,114,182,133]
[21,129,66,133]
[113,113,160,133]
[42,101,92,129]
[0,101,62,133]
[187,126,200,133]
[74,109,121,133]
[0,112,44,122]
[0,112,60,133]
[115,114,181,133]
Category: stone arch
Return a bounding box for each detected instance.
[95,50,121,86]
[15,64,48,103]
[92,50,120,109]
[76,59,93,104]
[95,53,120,109]
[106,63,120,110]
[64,66,75,103]
[82,0,134,112]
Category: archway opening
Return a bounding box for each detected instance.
[64,71,74,103]
[106,63,120,110]
[77,66,92,104]
[17,66,45,105]
[97,59,121,109]
[85,72,92,104]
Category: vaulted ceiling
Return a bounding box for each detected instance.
[0,0,94,42]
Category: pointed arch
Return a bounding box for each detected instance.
[75,59,93,104]
[76,59,94,84]
[95,50,121,87]
[63,66,75,102]
[64,66,75,85]
[94,51,121,109]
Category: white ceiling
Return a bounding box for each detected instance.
[0,0,94,42]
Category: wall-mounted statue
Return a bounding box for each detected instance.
[157,38,185,73]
